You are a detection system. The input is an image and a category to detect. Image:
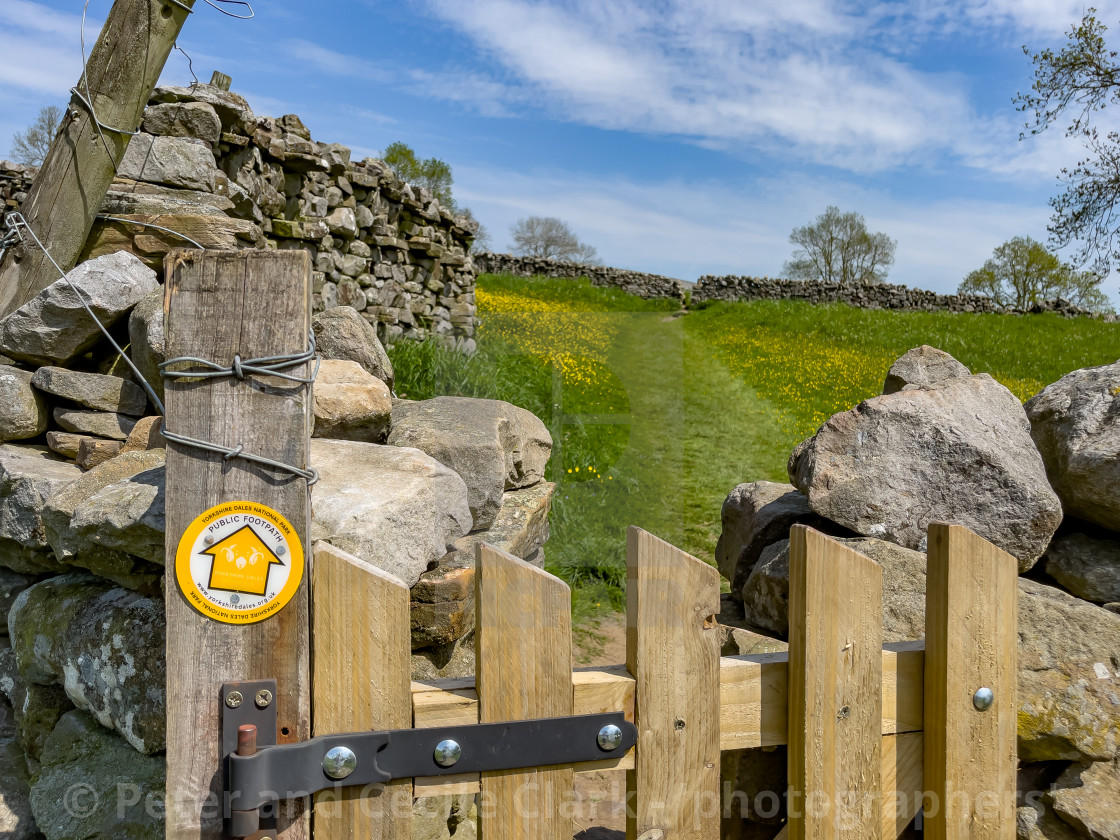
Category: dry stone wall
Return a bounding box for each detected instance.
[693,274,1118,320]
[0,162,34,217]
[474,252,686,302]
[3,82,480,350]
[0,248,553,838]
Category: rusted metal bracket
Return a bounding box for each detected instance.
[221,680,637,838]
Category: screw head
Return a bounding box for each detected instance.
[597,724,623,751]
[322,746,358,780]
[276,545,287,556]
[204,535,215,546]
[225,691,244,709]
[433,739,462,767]
[973,687,995,711]
[255,689,273,708]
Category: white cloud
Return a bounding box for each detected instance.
[0,33,81,95]
[960,0,1120,35]
[0,0,88,40]
[411,0,1120,175]
[0,1,104,100]
[287,39,386,81]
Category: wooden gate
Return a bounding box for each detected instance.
[314,521,1017,840]
[162,252,1017,840]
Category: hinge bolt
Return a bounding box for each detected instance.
[597,724,623,751]
[973,687,994,711]
[323,746,358,780]
[433,739,462,767]
[225,690,244,709]
[255,689,273,708]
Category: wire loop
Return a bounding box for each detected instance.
[69,87,141,137]
[5,210,319,486]
[160,335,320,385]
[201,0,255,18]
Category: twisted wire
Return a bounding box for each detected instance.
[161,332,320,385]
[95,215,205,250]
[69,86,141,137]
[5,211,318,485]
[160,335,320,484]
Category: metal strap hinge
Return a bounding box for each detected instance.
[221,680,637,838]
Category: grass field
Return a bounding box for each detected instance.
[389,274,1120,635]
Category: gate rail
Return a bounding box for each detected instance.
[302,520,1016,839]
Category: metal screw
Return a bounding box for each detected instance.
[323,746,358,780]
[838,705,851,720]
[433,739,462,767]
[276,545,287,556]
[204,535,215,546]
[597,724,623,751]
[973,687,994,711]
[255,689,273,708]
[225,691,244,709]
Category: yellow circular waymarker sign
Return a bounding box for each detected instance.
[175,501,304,625]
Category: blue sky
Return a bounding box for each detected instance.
[4,0,1120,300]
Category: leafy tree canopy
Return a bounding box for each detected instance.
[1017,8,1120,283]
[784,205,896,285]
[381,140,493,250]
[9,105,62,167]
[959,235,1115,312]
[381,140,454,208]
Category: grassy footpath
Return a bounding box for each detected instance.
[390,275,1120,635]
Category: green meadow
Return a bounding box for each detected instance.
[388,274,1120,629]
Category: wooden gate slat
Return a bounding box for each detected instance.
[312,541,412,839]
[787,525,884,840]
[164,250,312,840]
[923,523,1017,839]
[774,731,923,840]
[883,732,924,837]
[476,543,574,839]
[626,526,721,840]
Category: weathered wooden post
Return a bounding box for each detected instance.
[0,0,195,317]
[163,250,313,840]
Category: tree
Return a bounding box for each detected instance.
[959,236,1115,312]
[783,206,896,285]
[381,141,454,207]
[380,140,494,251]
[509,216,600,263]
[1017,9,1120,279]
[9,105,62,167]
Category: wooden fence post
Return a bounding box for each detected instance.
[164,250,313,840]
[626,526,721,840]
[923,523,1017,839]
[787,525,883,840]
[0,0,195,317]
